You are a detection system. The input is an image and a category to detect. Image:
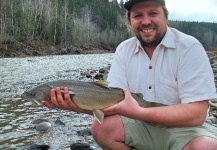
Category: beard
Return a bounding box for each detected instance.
[136,25,166,48]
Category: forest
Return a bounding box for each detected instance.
[0,0,217,57]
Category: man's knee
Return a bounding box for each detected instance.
[91,115,125,145]
[183,136,217,150]
[91,119,105,141]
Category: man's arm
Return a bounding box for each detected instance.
[138,100,208,127]
[103,89,209,127]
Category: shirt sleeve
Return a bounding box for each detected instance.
[177,43,217,103]
[107,45,129,89]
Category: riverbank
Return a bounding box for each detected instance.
[0,38,217,58]
[1,47,217,58]
[0,35,115,57]
[0,43,114,57]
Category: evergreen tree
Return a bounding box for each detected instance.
[0,0,216,57]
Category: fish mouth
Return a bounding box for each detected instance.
[29,97,42,106]
[21,93,41,106]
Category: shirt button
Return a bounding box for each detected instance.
[149,86,152,89]
[149,66,152,69]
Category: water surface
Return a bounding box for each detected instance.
[0,53,114,150]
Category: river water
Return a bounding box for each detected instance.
[0,53,114,150]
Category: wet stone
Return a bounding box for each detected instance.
[35,122,52,132]
[55,119,65,126]
[80,71,90,76]
[70,142,94,150]
[33,119,49,124]
[94,73,104,80]
[77,128,92,136]
[86,74,92,78]
[27,144,50,150]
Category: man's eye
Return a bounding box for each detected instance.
[134,14,142,18]
[150,12,157,16]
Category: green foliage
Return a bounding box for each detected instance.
[0,0,216,53]
[0,0,130,49]
[169,20,217,48]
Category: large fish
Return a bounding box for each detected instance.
[21,80,165,124]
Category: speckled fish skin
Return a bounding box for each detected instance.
[21,80,164,109]
[21,80,165,123]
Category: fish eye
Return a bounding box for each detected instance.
[30,93,35,96]
[28,92,35,96]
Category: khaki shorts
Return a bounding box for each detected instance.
[121,116,217,150]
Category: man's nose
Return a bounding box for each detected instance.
[141,16,151,25]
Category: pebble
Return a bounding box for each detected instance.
[33,119,49,124]
[70,142,94,150]
[77,128,92,136]
[27,144,50,150]
[54,119,65,126]
[35,122,52,131]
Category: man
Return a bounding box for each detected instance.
[43,0,217,149]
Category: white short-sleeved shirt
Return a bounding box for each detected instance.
[107,26,217,105]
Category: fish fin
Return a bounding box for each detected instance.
[93,110,104,124]
[136,93,144,99]
[47,84,65,91]
[47,84,55,89]
[94,80,110,88]
[32,98,42,106]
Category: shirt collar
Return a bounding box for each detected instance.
[134,26,176,54]
[160,26,176,49]
[135,39,144,54]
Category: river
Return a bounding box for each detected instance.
[0,53,114,150]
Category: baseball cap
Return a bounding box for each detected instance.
[124,0,166,10]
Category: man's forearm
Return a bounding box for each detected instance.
[135,100,209,127]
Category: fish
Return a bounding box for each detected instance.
[21,80,165,124]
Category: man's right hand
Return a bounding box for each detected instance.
[42,87,88,113]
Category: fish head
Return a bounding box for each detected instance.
[21,84,52,106]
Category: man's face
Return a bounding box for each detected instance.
[129,1,167,48]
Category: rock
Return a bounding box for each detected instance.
[213,68,217,73]
[86,74,92,78]
[33,119,49,124]
[27,144,50,150]
[70,142,93,150]
[207,116,217,125]
[94,73,104,80]
[55,119,65,126]
[90,70,96,74]
[35,122,52,132]
[80,71,90,76]
[210,59,215,65]
[99,68,106,74]
[99,66,110,74]
[213,112,217,118]
[77,129,91,136]
[209,100,217,108]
